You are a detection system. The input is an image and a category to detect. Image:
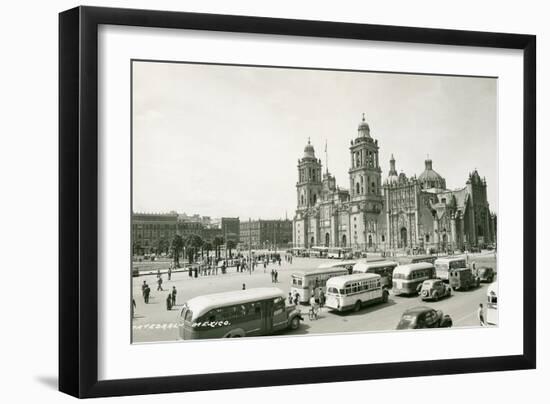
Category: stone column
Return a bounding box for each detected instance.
[450,214,457,253]
[433,216,439,247]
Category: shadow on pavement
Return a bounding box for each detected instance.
[330,300,398,317]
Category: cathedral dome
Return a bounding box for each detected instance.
[418,158,446,189]
[357,113,370,137]
[303,138,315,158]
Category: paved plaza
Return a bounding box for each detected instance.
[132,253,497,343]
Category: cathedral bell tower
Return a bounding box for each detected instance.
[349,114,382,205]
[348,114,383,251]
[296,138,322,210]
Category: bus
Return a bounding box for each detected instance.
[317,260,357,271]
[177,288,303,340]
[434,257,467,281]
[392,263,436,295]
[395,255,437,265]
[327,247,353,259]
[290,267,349,303]
[486,282,498,325]
[352,260,398,288]
[325,273,389,312]
[309,246,328,258]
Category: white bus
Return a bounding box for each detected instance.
[392,262,436,295]
[327,247,353,259]
[434,257,467,281]
[177,288,303,340]
[325,273,389,312]
[309,246,328,258]
[486,282,498,325]
[290,267,349,303]
[352,260,398,288]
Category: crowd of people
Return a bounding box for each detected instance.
[134,251,296,318]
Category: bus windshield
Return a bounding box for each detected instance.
[292,275,303,286]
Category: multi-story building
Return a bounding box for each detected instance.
[221,217,240,245]
[240,219,293,249]
[293,114,497,253]
[132,213,235,255]
[132,213,178,255]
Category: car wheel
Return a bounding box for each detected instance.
[289,316,300,330]
[354,301,362,312]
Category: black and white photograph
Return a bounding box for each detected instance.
[131,60,498,343]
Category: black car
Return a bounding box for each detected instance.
[396,306,453,329]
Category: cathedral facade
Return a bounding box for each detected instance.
[293,115,497,253]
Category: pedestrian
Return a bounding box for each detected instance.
[168,266,172,281]
[477,303,485,326]
[166,292,173,310]
[171,286,177,306]
[270,268,275,283]
[278,257,281,266]
[157,275,164,291]
[274,270,278,283]
[293,292,300,306]
[141,280,147,297]
[319,289,326,310]
[288,292,293,305]
[242,283,246,290]
[236,262,240,273]
[143,285,150,304]
[157,269,161,278]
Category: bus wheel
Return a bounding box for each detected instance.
[354,301,362,312]
[290,316,300,330]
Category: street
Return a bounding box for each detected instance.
[132,254,497,343]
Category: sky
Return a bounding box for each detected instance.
[132,60,497,219]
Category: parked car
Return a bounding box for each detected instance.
[449,267,480,290]
[476,266,496,283]
[396,307,453,330]
[419,279,452,301]
[476,267,497,283]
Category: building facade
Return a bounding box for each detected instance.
[132,213,237,255]
[221,217,240,245]
[293,115,497,253]
[240,219,293,249]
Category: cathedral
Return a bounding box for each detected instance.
[293,114,497,253]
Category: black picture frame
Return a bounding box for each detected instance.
[59,5,536,398]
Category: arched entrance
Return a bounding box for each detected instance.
[342,234,347,247]
[400,227,407,248]
[325,233,330,247]
[368,235,372,248]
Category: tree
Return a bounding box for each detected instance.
[203,242,213,261]
[171,234,184,267]
[156,238,168,256]
[213,236,224,260]
[226,240,236,258]
[185,234,204,264]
